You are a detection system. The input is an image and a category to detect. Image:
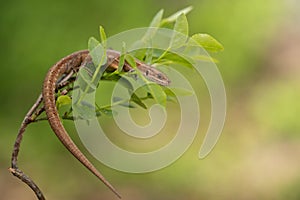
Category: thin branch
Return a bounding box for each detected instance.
[10,70,75,200]
[10,93,46,200]
[8,168,45,200]
[11,93,43,168]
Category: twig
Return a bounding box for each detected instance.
[10,93,46,200]
[8,168,45,200]
[10,70,75,200]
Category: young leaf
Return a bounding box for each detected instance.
[131,93,147,109]
[77,41,107,104]
[146,83,167,107]
[170,13,189,49]
[160,6,193,25]
[89,43,106,67]
[191,34,224,52]
[117,42,126,72]
[124,54,137,69]
[56,95,72,108]
[149,9,164,27]
[77,67,97,92]
[174,13,189,36]
[88,37,100,51]
[164,87,194,97]
[144,48,154,64]
[99,26,107,48]
[155,52,194,68]
[142,9,164,43]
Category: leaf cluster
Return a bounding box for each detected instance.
[57,6,224,117]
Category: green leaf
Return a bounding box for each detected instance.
[146,83,167,107]
[142,9,164,44]
[191,34,224,52]
[174,13,189,36]
[99,26,107,48]
[131,93,147,109]
[124,54,137,69]
[77,68,97,92]
[88,37,100,51]
[89,43,106,67]
[77,41,106,104]
[170,13,189,49]
[144,48,154,64]
[156,52,193,68]
[161,6,193,25]
[117,42,126,72]
[117,54,125,72]
[164,87,194,97]
[56,95,72,119]
[162,87,194,103]
[56,95,72,108]
[149,9,164,27]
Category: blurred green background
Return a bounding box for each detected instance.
[1,0,300,199]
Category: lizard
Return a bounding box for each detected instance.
[42,49,170,198]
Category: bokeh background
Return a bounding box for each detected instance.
[1,0,299,199]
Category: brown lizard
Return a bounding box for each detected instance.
[42,49,170,198]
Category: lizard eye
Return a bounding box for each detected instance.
[157,73,162,79]
[145,70,149,76]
